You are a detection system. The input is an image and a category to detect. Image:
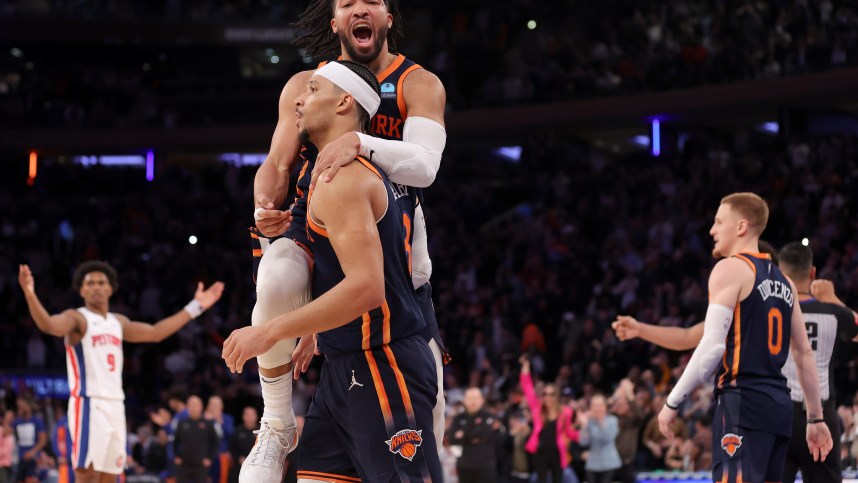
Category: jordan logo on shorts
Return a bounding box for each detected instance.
[721,433,743,457]
[349,370,363,391]
[386,429,423,461]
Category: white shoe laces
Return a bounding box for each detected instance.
[247,422,291,466]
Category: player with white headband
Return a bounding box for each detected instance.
[225,59,442,482]
[241,2,448,481]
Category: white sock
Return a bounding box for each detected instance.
[260,374,296,426]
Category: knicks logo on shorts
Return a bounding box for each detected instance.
[385,429,423,461]
[721,433,743,457]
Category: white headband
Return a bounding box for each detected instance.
[314,62,381,118]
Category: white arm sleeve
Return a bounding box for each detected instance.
[355,116,446,188]
[411,204,431,289]
[666,304,734,408]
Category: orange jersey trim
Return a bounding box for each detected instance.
[718,350,729,389]
[307,215,328,238]
[396,64,422,121]
[361,311,372,351]
[381,302,391,345]
[733,254,756,275]
[383,345,415,421]
[365,350,394,428]
[252,248,262,257]
[355,156,382,180]
[377,54,406,82]
[731,303,741,384]
[740,251,772,260]
[297,471,361,483]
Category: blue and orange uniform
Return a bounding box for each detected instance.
[712,252,795,483]
[252,54,447,358]
[295,156,441,482]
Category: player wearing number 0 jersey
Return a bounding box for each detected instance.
[656,193,833,483]
[18,261,223,483]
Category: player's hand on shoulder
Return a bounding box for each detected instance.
[291,334,319,380]
[18,264,35,294]
[810,279,837,303]
[312,132,361,189]
[612,315,641,341]
[194,281,225,310]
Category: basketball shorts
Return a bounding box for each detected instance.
[68,397,126,475]
[712,391,790,483]
[297,335,442,482]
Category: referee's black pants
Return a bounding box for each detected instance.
[783,399,841,483]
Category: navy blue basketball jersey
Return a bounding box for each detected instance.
[715,252,795,436]
[305,156,424,357]
[285,55,424,250]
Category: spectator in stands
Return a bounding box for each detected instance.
[520,356,578,483]
[204,396,233,483]
[228,407,258,483]
[0,411,13,483]
[173,396,218,483]
[13,398,47,483]
[578,395,621,483]
[610,379,645,483]
[450,387,503,483]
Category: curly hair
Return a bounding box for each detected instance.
[293,0,403,59]
[73,260,119,291]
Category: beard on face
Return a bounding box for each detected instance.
[299,127,310,145]
[339,24,389,64]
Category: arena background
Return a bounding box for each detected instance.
[1,1,858,482]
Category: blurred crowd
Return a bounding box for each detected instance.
[1,125,857,481]
[2,0,858,127]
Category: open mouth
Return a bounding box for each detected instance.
[352,24,373,46]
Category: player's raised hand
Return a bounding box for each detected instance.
[810,279,837,304]
[806,420,833,462]
[222,325,275,373]
[291,333,320,380]
[311,132,360,188]
[612,315,641,341]
[194,281,225,310]
[18,264,35,294]
[657,405,678,440]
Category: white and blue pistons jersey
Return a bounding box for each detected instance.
[66,308,124,401]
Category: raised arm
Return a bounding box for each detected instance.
[518,358,540,415]
[223,164,387,372]
[789,280,833,461]
[121,282,224,343]
[18,265,86,338]
[613,316,704,351]
[254,71,313,237]
[312,69,447,188]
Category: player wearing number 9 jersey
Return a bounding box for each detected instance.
[656,193,833,483]
[18,261,224,483]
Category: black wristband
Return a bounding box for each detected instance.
[665,401,679,410]
[807,418,825,424]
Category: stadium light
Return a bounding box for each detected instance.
[146,151,155,181]
[28,151,37,186]
[651,119,661,156]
